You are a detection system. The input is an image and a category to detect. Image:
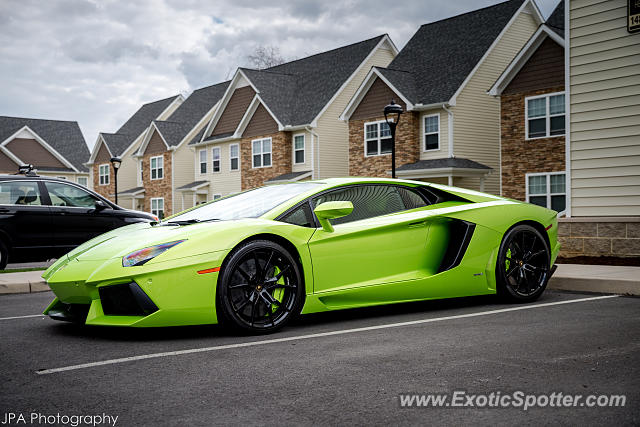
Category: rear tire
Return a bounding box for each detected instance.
[216,240,304,334]
[496,224,550,303]
[0,240,8,270]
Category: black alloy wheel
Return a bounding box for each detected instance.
[496,224,550,302]
[217,240,304,333]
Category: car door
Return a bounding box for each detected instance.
[0,179,53,258]
[307,184,432,298]
[43,181,116,250]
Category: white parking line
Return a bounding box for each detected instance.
[36,294,618,375]
[0,314,45,321]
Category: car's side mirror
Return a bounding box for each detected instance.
[94,200,109,211]
[313,201,353,232]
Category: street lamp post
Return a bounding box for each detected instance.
[384,100,404,178]
[110,156,122,205]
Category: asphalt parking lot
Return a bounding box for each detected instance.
[1,290,638,426]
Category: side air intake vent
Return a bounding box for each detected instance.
[99,282,158,316]
[437,220,476,273]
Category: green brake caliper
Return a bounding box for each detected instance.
[271,266,285,314]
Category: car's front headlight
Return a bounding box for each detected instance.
[122,240,186,267]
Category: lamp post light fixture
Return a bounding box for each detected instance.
[383,99,403,178]
[110,156,122,205]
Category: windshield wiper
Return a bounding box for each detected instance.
[163,218,222,226]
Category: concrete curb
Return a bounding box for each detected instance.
[548,264,640,296]
[0,271,49,295]
[0,265,638,296]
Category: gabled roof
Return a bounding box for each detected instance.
[99,95,181,157]
[196,34,394,143]
[344,0,540,114]
[545,1,564,37]
[0,116,89,172]
[152,81,230,148]
[488,2,565,96]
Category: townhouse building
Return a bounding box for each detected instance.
[134,81,229,217]
[185,35,397,199]
[340,0,543,195]
[558,0,640,259]
[489,2,566,209]
[0,116,90,184]
[86,95,184,208]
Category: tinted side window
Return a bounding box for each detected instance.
[0,181,42,206]
[313,185,423,226]
[44,182,97,207]
[281,203,315,228]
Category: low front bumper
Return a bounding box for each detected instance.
[43,250,228,327]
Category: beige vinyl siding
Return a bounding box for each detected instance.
[419,109,449,160]
[316,43,396,178]
[453,11,539,195]
[205,140,242,199]
[291,130,312,173]
[569,0,640,216]
[116,134,145,195]
[171,108,218,213]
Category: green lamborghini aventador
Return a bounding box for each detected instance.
[43,177,560,333]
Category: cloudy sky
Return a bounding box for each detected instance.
[0,0,560,150]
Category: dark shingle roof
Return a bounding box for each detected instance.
[380,0,525,105]
[103,95,181,156]
[265,170,312,182]
[0,116,89,172]
[176,180,209,190]
[397,157,492,171]
[118,186,145,195]
[239,35,386,126]
[545,1,564,37]
[155,81,230,147]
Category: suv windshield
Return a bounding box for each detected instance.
[167,182,320,222]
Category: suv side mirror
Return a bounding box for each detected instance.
[94,200,109,211]
[313,201,353,232]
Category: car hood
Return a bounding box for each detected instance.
[43,218,279,279]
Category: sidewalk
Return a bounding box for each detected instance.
[0,264,638,295]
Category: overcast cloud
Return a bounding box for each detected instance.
[0,0,559,150]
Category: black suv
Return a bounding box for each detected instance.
[0,169,156,269]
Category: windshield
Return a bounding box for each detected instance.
[167,182,320,222]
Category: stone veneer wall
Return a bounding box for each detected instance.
[348,112,420,177]
[241,131,292,190]
[558,218,640,258]
[92,163,115,201]
[500,86,565,201]
[142,151,172,217]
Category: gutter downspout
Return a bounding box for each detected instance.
[305,126,319,179]
[442,104,454,186]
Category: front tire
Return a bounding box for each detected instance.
[216,240,304,334]
[496,224,550,302]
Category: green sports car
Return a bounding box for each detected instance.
[43,177,560,333]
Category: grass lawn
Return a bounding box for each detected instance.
[0,267,45,274]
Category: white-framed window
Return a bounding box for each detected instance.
[150,156,163,180]
[77,176,88,187]
[525,92,565,139]
[423,114,440,151]
[151,198,165,219]
[98,164,109,185]
[199,149,207,174]
[364,120,391,156]
[213,194,222,200]
[252,138,272,168]
[229,144,239,171]
[212,147,221,173]
[138,160,144,184]
[526,172,566,213]
[293,134,305,164]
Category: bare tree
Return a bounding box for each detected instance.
[246,45,286,69]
